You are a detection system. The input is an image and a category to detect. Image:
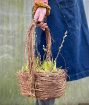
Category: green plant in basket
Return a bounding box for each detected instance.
[21,58,57,73]
[21,30,67,73]
[21,62,29,72]
[36,58,58,73]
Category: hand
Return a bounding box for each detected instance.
[34,7,48,31]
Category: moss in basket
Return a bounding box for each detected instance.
[21,62,29,72]
[21,57,61,73]
[42,59,56,72]
[35,57,61,73]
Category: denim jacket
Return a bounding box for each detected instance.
[35,0,89,81]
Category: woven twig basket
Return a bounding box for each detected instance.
[18,20,67,99]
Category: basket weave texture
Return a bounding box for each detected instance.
[18,20,67,99]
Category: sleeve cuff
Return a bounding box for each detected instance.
[34,0,48,4]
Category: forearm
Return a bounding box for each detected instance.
[34,0,48,4]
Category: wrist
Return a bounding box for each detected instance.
[33,1,51,18]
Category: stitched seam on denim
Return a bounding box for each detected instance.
[56,0,77,9]
[56,0,63,3]
[57,4,77,9]
[57,6,79,31]
[56,3,80,31]
[69,69,89,77]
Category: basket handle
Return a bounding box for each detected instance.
[27,20,52,74]
[44,26,52,61]
[36,21,52,61]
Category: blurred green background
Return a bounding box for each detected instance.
[0,0,89,105]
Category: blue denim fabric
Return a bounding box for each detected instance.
[35,0,89,82]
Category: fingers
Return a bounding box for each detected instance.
[41,23,48,30]
[37,22,48,31]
